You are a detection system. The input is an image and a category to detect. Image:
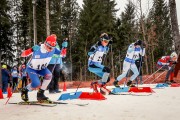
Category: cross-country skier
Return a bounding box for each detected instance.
[157,51,178,84]
[20,35,62,102]
[88,33,112,95]
[113,40,145,87]
[47,35,68,94]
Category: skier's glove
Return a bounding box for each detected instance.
[108,40,113,45]
[102,67,110,73]
[62,41,68,48]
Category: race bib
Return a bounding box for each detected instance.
[29,57,51,70]
[89,51,104,62]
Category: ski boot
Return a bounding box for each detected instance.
[21,88,29,102]
[100,84,111,95]
[37,89,50,103]
[127,81,136,87]
[91,82,99,93]
[164,80,171,85]
[113,80,120,87]
[170,80,176,83]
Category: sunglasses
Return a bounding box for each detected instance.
[45,44,55,50]
[102,39,109,43]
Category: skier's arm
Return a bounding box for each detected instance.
[127,43,135,53]
[140,47,146,56]
[88,45,97,56]
[21,45,39,57]
[104,46,110,54]
[60,39,68,57]
[93,63,104,69]
[21,48,33,57]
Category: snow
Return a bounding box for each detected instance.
[1,84,180,120]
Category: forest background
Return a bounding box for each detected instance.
[0,0,180,86]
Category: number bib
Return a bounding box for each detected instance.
[29,57,51,70]
[89,51,104,62]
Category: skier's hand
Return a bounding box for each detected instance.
[60,48,67,57]
[62,41,68,48]
[102,67,110,72]
[108,40,113,45]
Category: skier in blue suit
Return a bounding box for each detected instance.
[21,35,63,102]
[88,33,112,95]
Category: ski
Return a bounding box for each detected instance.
[53,101,89,106]
[9,101,89,107]
[8,101,57,107]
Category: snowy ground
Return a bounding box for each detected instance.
[1,84,180,120]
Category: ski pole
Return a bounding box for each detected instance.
[149,70,167,84]
[142,66,163,84]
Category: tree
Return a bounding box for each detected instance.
[150,0,172,57]
[145,0,172,73]
[113,1,136,76]
[77,0,117,80]
[0,0,14,88]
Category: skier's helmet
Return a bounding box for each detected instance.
[44,35,57,49]
[135,40,142,46]
[170,52,178,59]
[100,33,110,41]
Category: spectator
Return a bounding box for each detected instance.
[1,64,10,94]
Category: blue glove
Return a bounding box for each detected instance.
[62,41,68,48]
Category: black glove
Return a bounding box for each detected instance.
[102,67,110,73]
[108,40,113,45]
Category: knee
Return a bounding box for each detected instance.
[44,73,52,80]
[31,81,41,88]
[134,71,139,76]
[106,77,110,83]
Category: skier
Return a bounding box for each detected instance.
[88,33,112,95]
[20,35,62,102]
[47,35,68,94]
[113,40,145,87]
[157,51,178,84]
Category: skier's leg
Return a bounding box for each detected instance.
[37,68,52,100]
[127,64,139,87]
[113,61,130,87]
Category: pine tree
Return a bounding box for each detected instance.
[0,0,14,88]
[149,0,172,59]
[112,1,136,76]
[77,0,117,80]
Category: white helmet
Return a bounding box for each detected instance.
[170,52,178,58]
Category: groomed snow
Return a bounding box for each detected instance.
[0,84,180,120]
